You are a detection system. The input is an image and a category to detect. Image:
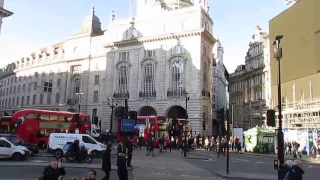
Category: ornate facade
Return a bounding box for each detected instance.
[0,0,216,135]
[228,26,271,130]
[211,40,229,135]
[0,0,13,34]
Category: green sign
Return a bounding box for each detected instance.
[39,122,72,129]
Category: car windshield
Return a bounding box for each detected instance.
[8,136,24,146]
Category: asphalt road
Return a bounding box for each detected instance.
[188,151,318,180]
[0,166,125,180]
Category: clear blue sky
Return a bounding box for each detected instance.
[0,0,287,73]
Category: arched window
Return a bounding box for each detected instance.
[118,66,128,93]
[171,60,184,96]
[172,45,183,55]
[74,78,80,94]
[143,63,155,96]
[131,28,137,38]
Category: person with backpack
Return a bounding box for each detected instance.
[283,160,304,180]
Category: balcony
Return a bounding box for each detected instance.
[139,91,156,98]
[167,89,186,97]
[202,90,211,97]
[113,92,129,99]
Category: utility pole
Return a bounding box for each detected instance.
[184,92,190,157]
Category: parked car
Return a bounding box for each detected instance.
[0,134,38,156]
[0,137,29,160]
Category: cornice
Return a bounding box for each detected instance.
[104,29,207,48]
[0,7,13,17]
[14,54,106,73]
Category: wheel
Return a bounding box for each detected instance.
[54,149,63,158]
[12,153,23,161]
[91,150,98,157]
[85,156,92,164]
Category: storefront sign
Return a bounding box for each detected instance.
[258,135,274,144]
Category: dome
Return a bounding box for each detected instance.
[163,0,193,8]
[74,7,103,36]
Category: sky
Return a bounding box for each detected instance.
[0,0,288,73]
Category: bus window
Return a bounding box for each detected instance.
[58,116,73,121]
[82,136,96,144]
[40,114,50,120]
[25,114,39,120]
[149,119,155,124]
[157,117,167,124]
[11,118,23,133]
[49,115,58,120]
[136,120,145,125]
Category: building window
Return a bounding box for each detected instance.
[171,60,184,95]
[94,75,99,84]
[57,79,61,87]
[22,84,26,92]
[47,94,51,104]
[118,67,128,93]
[75,78,81,94]
[44,81,53,93]
[143,64,155,96]
[72,66,81,74]
[92,109,97,118]
[9,98,11,107]
[40,94,43,105]
[21,96,24,106]
[144,50,156,57]
[16,97,19,106]
[55,93,60,104]
[32,95,36,105]
[172,45,183,55]
[93,91,99,102]
[12,97,15,107]
[119,52,129,61]
[34,82,37,91]
[13,86,16,93]
[9,87,12,94]
[203,62,209,91]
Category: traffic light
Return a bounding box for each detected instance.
[179,122,183,131]
[99,120,101,127]
[93,116,98,125]
[129,111,137,120]
[267,109,276,127]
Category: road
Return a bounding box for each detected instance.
[189,150,318,180]
[0,166,123,180]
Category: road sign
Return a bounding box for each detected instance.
[121,119,135,132]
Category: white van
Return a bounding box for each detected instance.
[48,133,106,157]
[91,124,100,138]
[0,137,29,160]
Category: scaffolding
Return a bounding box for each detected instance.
[275,97,320,129]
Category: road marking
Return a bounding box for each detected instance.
[256,162,272,164]
[230,158,251,162]
[29,160,47,163]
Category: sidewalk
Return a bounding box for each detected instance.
[215,171,277,180]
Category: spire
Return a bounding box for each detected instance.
[74,7,103,37]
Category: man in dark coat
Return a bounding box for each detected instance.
[117,153,128,180]
[125,137,134,167]
[284,160,304,180]
[42,160,66,180]
[102,144,112,180]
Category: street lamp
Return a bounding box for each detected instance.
[272,35,284,166]
[184,92,190,157]
[108,98,118,132]
[226,102,234,174]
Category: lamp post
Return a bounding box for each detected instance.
[108,98,118,132]
[226,102,234,174]
[184,92,190,157]
[273,35,284,166]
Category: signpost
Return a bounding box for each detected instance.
[121,119,135,132]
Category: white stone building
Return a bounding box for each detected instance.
[211,40,229,135]
[228,26,271,130]
[0,0,13,34]
[0,0,216,135]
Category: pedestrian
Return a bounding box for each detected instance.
[117,153,128,180]
[146,136,155,156]
[159,135,165,153]
[125,137,133,167]
[283,160,304,180]
[279,160,293,179]
[102,143,112,180]
[40,160,66,180]
[84,170,97,180]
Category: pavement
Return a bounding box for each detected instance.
[0,166,131,180]
[191,150,317,180]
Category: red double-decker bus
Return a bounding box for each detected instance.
[117,115,170,147]
[5,109,91,147]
